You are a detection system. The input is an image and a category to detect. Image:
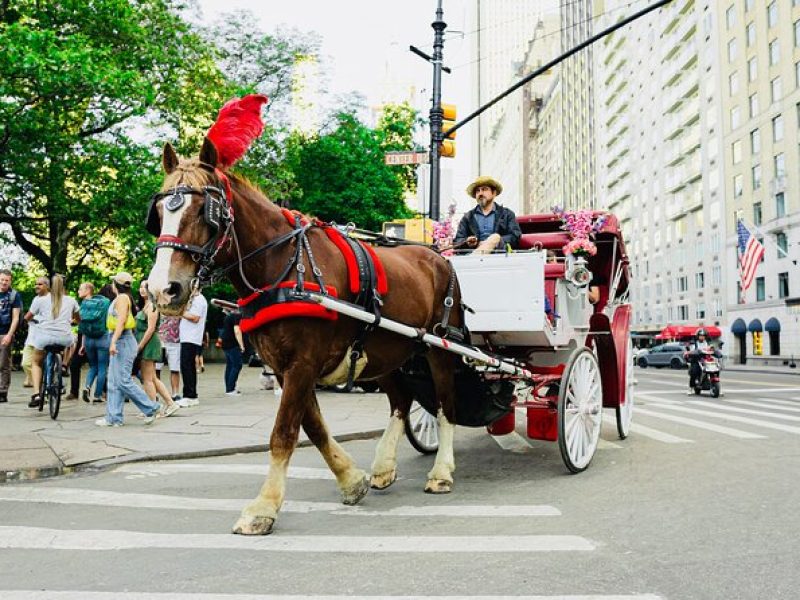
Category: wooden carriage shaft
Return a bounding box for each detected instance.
[306,293,534,379]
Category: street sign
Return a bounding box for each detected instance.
[384,151,429,166]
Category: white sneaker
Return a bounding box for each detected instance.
[177,397,199,408]
[162,403,180,417]
[95,418,122,427]
[143,404,164,424]
[225,390,242,396]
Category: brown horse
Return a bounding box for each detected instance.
[146,138,463,535]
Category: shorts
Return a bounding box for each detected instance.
[32,331,74,351]
[163,342,180,372]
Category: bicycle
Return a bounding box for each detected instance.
[37,344,65,419]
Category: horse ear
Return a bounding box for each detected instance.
[199,137,218,170]
[162,143,179,174]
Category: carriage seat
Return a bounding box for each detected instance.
[518,232,571,251]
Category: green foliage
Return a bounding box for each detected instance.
[286,113,413,231]
[376,102,423,195]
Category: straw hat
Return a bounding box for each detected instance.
[112,272,133,286]
[466,176,503,198]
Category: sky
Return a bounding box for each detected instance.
[195,0,476,215]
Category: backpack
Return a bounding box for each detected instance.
[0,289,18,327]
[79,296,110,339]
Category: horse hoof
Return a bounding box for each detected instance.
[232,515,275,536]
[370,469,397,490]
[424,478,452,494]
[341,474,369,505]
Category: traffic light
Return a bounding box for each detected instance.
[440,103,456,158]
[753,331,763,355]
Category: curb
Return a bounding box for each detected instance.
[724,367,800,376]
[0,428,385,484]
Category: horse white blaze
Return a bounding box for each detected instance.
[371,411,404,478]
[148,193,192,300]
[427,409,456,483]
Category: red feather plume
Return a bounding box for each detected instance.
[206,94,268,168]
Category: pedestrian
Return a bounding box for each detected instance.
[95,272,162,427]
[158,315,182,402]
[24,274,80,408]
[65,329,85,400]
[77,281,110,403]
[21,277,50,389]
[0,268,24,403]
[135,281,179,416]
[220,308,245,396]
[177,288,207,408]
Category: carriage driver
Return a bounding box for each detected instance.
[454,176,522,253]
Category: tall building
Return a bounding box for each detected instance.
[721,0,800,364]
[595,0,728,337]
[560,0,597,209]
[472,0,558,215]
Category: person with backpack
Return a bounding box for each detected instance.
[77,281,110,403]
[0,269,24,403]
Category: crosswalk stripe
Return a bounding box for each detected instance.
[643,403,800,435]
[734,399,800,412]
[0,526,596,552]
[760,398,800,407]
[0,487,560,517]
[690,400,800,422]
[117,463,335,480]
[630,423,693,444]
[635,407,766,439]
[0,592,665,600]
[725,387,800,393]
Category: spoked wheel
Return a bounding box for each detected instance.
[616,339,635,439]
[404,400,439,454]
[47,354,62,420]
[558,347,603,473]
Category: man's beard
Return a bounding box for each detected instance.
[477,197,491,208]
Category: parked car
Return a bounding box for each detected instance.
[637,342,688,369]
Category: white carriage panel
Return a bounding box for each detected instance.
[556,280,593,331]
[450,252,545,336]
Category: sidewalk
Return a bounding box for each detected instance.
[723,362,800,376]
[0,363,389,482]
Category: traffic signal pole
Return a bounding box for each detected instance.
[428,0,446,221]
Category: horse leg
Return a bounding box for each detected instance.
[302,391,369,505]
[370,372,413,490]
[232,369,313,535]
[423,350,457,494]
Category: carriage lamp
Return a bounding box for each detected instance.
[567,255,592,287]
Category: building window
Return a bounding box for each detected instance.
[734,174,744,197]
[749,93,758,117]
[773,114,784,141]
[747,21,756,46]
[756,277,766,301]
[796,20,800,47]
[777,192,786,218]
[774,152,785,178]
[796,62,800,88]
[746,0,753,11]
[732,140,742,164]
[777,231,788,258]
[678,276,689,292]
[696,272,705,289]
[711,232,721,253]
[768,1,778,28]
[748,56,758,81]
[779,272,790,298]
[769,39,780,65]
[754,201,762,225]
[730,72,739,95]
[714,297,723,317]
[713,265,722,285]
[750,128,760,153]
[726,5,736,28]
[728,38,738,62]
[731,106,741,129]
[752,164,761,190]
[769,330,781,356]
[771,77,782,103]
[678,305,689,320]
[696,303,706,319]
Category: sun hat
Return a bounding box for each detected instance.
[112,272,133,286]
[466,176,503,198]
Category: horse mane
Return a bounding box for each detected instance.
[207,94,268,168]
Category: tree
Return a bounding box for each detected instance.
[376,102,423,196]
[0,0,231,276]
[286,112,413,231]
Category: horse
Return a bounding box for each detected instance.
[146,137,463,535]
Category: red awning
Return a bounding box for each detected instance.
[656,325,721,339]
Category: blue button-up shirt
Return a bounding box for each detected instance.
[474,207,496,241]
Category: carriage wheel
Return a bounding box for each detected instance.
[616,338,634,439]
[404,400,439,455]
[557,347,603,473]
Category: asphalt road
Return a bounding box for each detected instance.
[1,366,798,600]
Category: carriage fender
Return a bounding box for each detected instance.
[588,313,619,409]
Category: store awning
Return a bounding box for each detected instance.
[731,318,747,335]
[655,325,722,339]
[765,317,781,332]
[748,318,763,332]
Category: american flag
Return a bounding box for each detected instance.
[737,219,764,292]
